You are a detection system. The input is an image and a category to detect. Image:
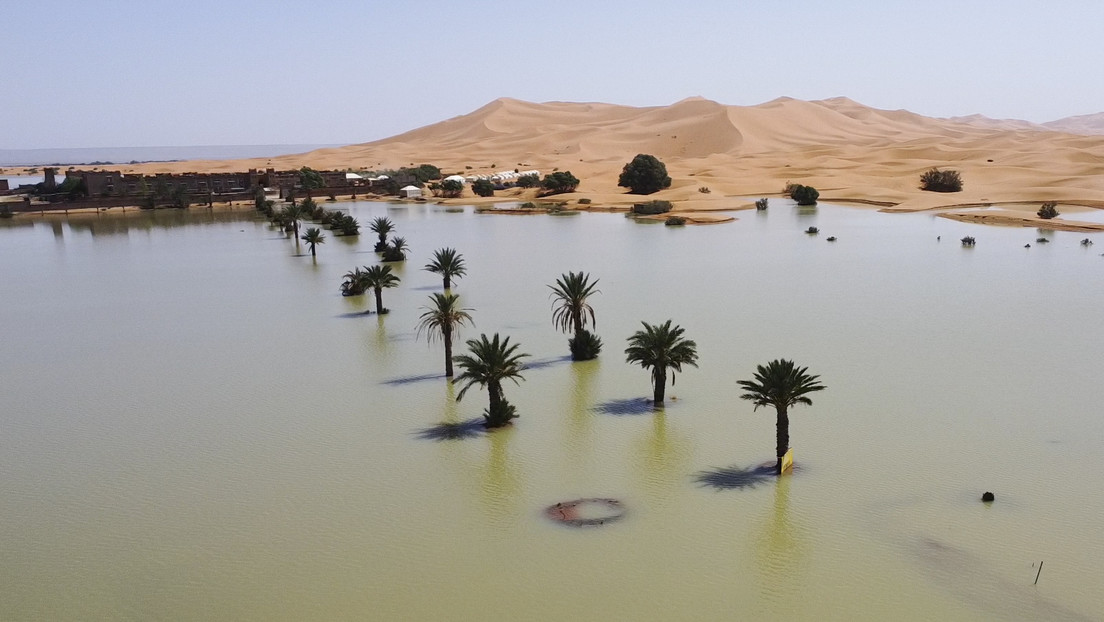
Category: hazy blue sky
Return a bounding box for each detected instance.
[3,0,1102,149]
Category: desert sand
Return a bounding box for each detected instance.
[23,96,1104,228]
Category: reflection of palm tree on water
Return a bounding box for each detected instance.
[756,477,807,609]
[637,412,692,504]
[480,427,523,525]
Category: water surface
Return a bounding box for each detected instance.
[1,201,1101,621]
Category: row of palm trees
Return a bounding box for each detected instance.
[340,217,826,474]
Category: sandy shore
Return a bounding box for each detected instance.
[10,96,1104,230]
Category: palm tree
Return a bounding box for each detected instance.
[301,227,325,257]
[549,271,602,360]
[424,247,467,290]
[360,264,401,314]
[280,203,306,238]
[454,333,529,428]
[382,236,409,262]
[624,320,698,405]
[737,359,826,474]
[370,216,395,252]
[340,267,367,296]
[416,292,474,377]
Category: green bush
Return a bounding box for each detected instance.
[618,154,672,194]
[698,186,711,194]
[920,168,963,192]
[790,185,819,205]
[471,179,495,197]
[568,329,603,361]
[782,182,799,197]
[541,171,580,194]
[516,174,540,188]
[1037,202,1059,219]
[755,198,768,210]
[440,179,464,198]
[0,206,13,219]
[665,216,687,226]
[632,200,673,215]
[961,236,976,246]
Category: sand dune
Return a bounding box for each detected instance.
[74,96,1104,227]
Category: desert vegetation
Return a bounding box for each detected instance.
[920,168,963,192]
[618,154,672,195]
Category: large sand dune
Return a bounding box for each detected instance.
[85,96,1104,222]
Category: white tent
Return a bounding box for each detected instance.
[399,185,422,198]
[345,172,363,180]
[443,175,466,184]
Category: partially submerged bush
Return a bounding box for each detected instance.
[569,329,603,361]
[920,168,963,192]
[805,226,819,234]
[1081,238,1094,246]
[782,182,799,197]
[665,216,687,226]
[632,200,673,215]
[755,198,768,211]
[440,179,464,198]
[791,185,819,206]
[578,198,591,205]
[961,236,976,246]
[1037,201,1059,219]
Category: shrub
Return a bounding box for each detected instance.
[782,182,799,197]
[482,399,518,428]
[569,329,603,361]
[1036,237,1050,244]
[755,198,769,210]
[665,216,687,226]
[805,226,819,234]
[0,206,12,219]
[337,215,360,236]
[1037,202,1059,219]
[541,171,580,194]
[698,186,711,194]
[519,202,538,209]
[516,173,540,188]
[791,185,819,205]
[961,236,976,246]
[920,168,963,192]
[1081,238,1094,246]
[578,198,591,205]
[471,179,495,197]
[618,154,672,194]
[632,200,673,215]
[299,167,325,190]
[440,179,464,198]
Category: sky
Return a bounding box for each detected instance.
[3,0,1103,149]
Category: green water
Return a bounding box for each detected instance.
[1,202,1101,621]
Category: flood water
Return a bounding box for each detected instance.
[1,201,1102,621]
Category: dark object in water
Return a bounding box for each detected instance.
[981,491,995,502]
[827,236,837,242]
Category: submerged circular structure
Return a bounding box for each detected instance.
[544,498,626,527]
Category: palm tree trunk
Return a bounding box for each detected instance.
[488,381,503,412]
[374,287,384,314]
[776,404,790,474]
[653,367,666,405]
[443,328,454,377]
[443,275,451,290]
[310,244,316,257]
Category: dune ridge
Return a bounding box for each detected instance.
[72,96,1104,222]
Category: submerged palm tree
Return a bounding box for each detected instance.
[340,267,367,296]
[370,216,395,252]
[424,247,467,290]
[624,320,698,405]
[301,227,325,256]
[382,236,409,262]
[549,271,602,360]
[453,333,529,428]
[737,359,826,474]
[416,292,474,377]
[280,203,306,238]
[360,264,401,314]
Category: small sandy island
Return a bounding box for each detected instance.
[10,97,1104,230]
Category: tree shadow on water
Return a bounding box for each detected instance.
[383,372,445,386]
[415,418,486,441]
[593,397,662,416]
[524,355,573,371]
[694,463,779,490]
